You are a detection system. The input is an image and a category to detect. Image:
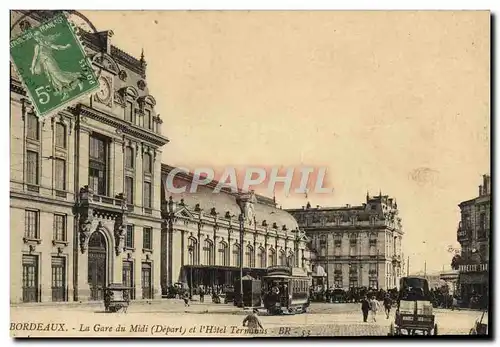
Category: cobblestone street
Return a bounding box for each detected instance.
[10,300,485,337]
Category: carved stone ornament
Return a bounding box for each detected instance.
[79,211,93,254]
[119,70,128,81]
[114,215,127,256]
[137,80,146,91]
[29,244,36,254]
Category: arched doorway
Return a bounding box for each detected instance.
[88,231,107,300]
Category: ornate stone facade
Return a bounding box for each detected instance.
[160,165,311,291]
[286,193,404,290]
[10,10,168,303]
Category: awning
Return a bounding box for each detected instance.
[311,265,327,277]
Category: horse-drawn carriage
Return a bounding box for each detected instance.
[388,277,438,336]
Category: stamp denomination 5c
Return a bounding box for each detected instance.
[10,14,98,118]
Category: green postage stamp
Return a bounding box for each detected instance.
[10,14,99,118]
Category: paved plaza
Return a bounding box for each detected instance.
[10,300,485,337]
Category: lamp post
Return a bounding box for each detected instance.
[188,245,194,299]
[238,213,244,307]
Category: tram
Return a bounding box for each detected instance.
[261,266,311,315]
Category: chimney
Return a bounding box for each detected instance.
[479,185,483,197]
[302,206,305,210]
[483,175,490,195]
[346,204,350,208]
[96,30,113,54]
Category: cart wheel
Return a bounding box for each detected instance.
[433,324,438,336]
[388,323,395,336]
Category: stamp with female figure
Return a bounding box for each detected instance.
[10,13,98,118]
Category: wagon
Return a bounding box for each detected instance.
[388,277,438,336]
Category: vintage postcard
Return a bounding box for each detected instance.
[9,10,490,338]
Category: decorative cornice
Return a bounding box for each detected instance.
[72,105,169,147]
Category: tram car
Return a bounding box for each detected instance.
[262,266,311,315]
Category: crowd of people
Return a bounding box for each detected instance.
[309,286,399,304]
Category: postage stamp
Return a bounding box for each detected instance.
[10,13,98,119]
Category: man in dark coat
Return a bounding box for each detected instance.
[361,295,370,322]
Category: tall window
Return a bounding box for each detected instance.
[203,239,214,265]
[26,150,39,185]
[144,109,152,130]
[125,101,134,122]
[143,227,152,250]
[188,238,198,265]
[287,252,295,267]
[279,250,286,266]
[258,247,266,268]
[143,181,152,208]
[89,134,108,195]
[232,244,241,267]
[245,245,254,268]
[25,210,39,239]
[53,214,66,241]
[125,176,134,205]
[268,248,276,267]
[54,158,66,190]
[55,122,66,148]
[125,225,134,248]
[143,153,152,173]
[125,146,134,169]
[218,242,228,266]
[26,113,39,140]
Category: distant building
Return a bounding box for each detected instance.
[456,174,490,304]
[286,193,404,290]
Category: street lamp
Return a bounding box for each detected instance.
[238,213,244,307]
[188,245,194,299]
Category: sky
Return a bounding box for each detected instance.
[81,10,490,273]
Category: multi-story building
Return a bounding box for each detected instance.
[286,193,404,290]
[10,10,168,303]
[160,165,311,291]
[456,174,490,306]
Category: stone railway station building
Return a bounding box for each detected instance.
[9,10,310,304]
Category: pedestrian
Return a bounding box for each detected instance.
[383,294,392,319]
[361,296,370,323]
[183,290,190,307]
[199,286,205,303]
[369,296,380,322]
[242,309,264,332]
[452,296,459,311]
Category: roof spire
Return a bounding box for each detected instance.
[140,48,146,68]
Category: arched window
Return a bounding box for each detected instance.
[233,243,240,267]
[258,247,266,268]
[268,248,276,267]
[245,244,254,268]
[187,237,198,265]
[218,242,228,266]
[279,250,286,266]
[203,239,213,265]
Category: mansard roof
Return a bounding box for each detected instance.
[161,164,299,232]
